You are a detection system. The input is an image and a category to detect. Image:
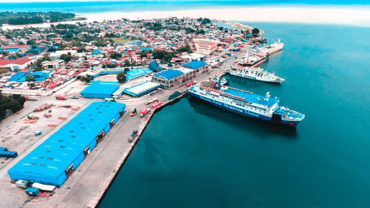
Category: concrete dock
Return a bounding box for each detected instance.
[0,37,248,208]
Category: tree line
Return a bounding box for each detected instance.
[0,92,26,122]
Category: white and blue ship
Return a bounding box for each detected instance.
[186,81,305,127]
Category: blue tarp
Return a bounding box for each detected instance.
[149,61,164,72]
[8,101,126,186]
[26,47,45,55]
[182,61,207,70]
[80,83,120,99]
[8,71,50,82]
[0,48,21,53]
[93,69,152,81]
[153,70,184,81]
[141,47,153,51]
[30,72,50,81]
[92,50,101,55]
[8,72,28,82]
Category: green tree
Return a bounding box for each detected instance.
[124,59,131,67]
[116,72,126,83]
[176,44,192,53]
[25,75,35,82]
[153,50,174,62]
[201,18,211,25]
[252,28,260,37]
[2,98,20,116]
[60,53,72,62]
[1,50,9,56]
[79,75,92,83]
[110,52,122,60]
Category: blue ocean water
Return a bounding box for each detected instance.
[0,1,369,13]
[98,22,370,207]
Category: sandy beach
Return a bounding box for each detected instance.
[82,6,370,27]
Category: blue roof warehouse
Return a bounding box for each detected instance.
[151,61,208,88]
[80,83,120,99]
[8,101,126,187]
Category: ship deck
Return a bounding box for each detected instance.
[223,87,279,107]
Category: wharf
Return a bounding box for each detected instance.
[0,40,242,208]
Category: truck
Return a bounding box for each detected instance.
[25,96,38,101]
[56,95,66,100]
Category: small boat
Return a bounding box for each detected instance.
[213,75,228,85]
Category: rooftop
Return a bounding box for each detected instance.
[8,101,126,186]
[153,69,184,81]
[182,61,208,70]
[81,83,120,97]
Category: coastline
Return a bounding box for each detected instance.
[80,6,370,27]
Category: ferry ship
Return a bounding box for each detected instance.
[264,39,284,55]
[186,82,305,127]
[227,65,285,84]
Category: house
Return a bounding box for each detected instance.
[0,58,34,71]
[42,60,64,69]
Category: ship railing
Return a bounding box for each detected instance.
[200,86,245,101]
[227,86,253,94]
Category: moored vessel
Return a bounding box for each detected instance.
[227,65,285,84]
[186,81,304,127]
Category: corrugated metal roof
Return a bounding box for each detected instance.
[8,101,126,186]
[153,69,184,80]
[80,83,120,98]
[182,61,207,69]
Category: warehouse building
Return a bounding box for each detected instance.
[152,61,208,88]
[80,83,120,99]
[8,101,126,187]
[152,69,184,88]
[123,81,162,97]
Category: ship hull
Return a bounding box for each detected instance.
[228,72,284,84]
[187,91,300,127]
[187,90,301,127]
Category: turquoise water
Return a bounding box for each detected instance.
[0,1,369,13]
[98,23,370,207]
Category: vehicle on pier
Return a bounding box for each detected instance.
[128,130,139,143]
[140,108,151,117]
[130,108,137,116]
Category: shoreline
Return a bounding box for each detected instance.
[1,6,369,29]
[80,6,370,27]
